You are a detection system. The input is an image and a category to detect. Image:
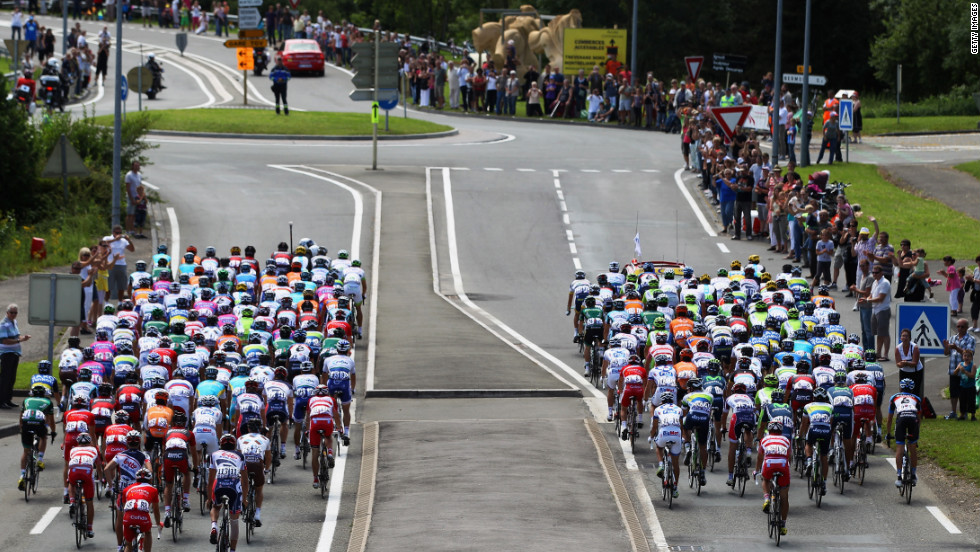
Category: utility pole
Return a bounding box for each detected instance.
[771,0,783,161]
[800,0,813,167]
[630,0,638,85]
[111,10,123,227]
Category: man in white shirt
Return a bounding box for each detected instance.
[777,101,789,159]
[105,226,135,302]
[11,8,24,40]
[869,264,892,361]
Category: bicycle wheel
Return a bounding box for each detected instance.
[772,487,781,546]
[628,402,637,453]
[319,450,328,499]
[814,470,823,508]
[74,488,85,548]
[24,458,34,502]
[904,462,913,505]
[707,438,716,473]
[666,458,674,509]
[171,473,182,541]
[218,503,230,552]
[245,488,254,543]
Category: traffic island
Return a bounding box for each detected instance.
[92,109,455,139]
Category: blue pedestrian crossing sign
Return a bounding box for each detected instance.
[839,99,853,132]
[896,304,950,356]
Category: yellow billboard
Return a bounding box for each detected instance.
[562,28,628,76]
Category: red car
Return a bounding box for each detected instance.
[280,39,325,76]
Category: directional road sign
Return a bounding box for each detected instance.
[239,29,264,39]
[224,38,267,49]
[352,71,400,89]
[120,75,128,101]
[378,90,398,111]
[709,105,751,140]
[684,56,703,84]
[237,7,261,29]
[783,73,827,86]
[371,102,380,124]
[796,65,812,74]
[838,99,854,131]
[238,0,261,6]
[896,304,950,356]
[350,42,400,91]
[236,48,254,71]
[712,53,747,73]
[349,88,400,103]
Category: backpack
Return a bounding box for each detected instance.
[921,395,937,419]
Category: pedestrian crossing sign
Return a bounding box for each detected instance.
[839,99,853,131]
[896,304,950,356]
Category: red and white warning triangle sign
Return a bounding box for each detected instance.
[709,105,751,140]
[684,56,704,83]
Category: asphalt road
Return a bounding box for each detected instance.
[5,17,978,551]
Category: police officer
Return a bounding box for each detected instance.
[269,57,290,115]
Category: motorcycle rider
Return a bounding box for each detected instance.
[14,68,37,115]
[40,58,65,112]
[146,52,165,92]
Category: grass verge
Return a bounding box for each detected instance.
[954,160,980,183]
[918,417,980,486]
[93,109,453,136]
[815,163,980,259]
[861,116,978,135]
[14,360,43,391]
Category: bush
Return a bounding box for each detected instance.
[860,86,979,118]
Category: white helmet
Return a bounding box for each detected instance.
[147,52,155,60]
[46,58,59,69]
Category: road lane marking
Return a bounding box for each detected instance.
[573,257,582,270]
[563,213,570,224]
[142,180,159,191]
[315,401,356,552]
[569,243,577,254]
[450,167,471,170]
[926,506,962,534]
[556,190,564,200]
[886,458,897,470]
[484,167,503,171]
[566,230,574,241]
[612,169,631,173]
[717,243,730,253]
[30,507,61,534]
[584,419,651,552]
[516,168,535,172]
[426,167,579,391]
[276,166,382,393]
[166,207,180,255]
[77,79,105,111]
[559,201,567,212]
[642,169,660,173]
[674,166,718,237]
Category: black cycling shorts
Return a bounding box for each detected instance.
[894,417,919,445]
[806,426,831,454]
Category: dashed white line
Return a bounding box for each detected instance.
[566,230,574,241]
[717,243,730,253]
[551,169,567,173]
[642,169,661,173]
[612,169,631,173]
[450,167,471,171]
[484,167,503,171]
[559,201,568,212]
[581,169,600,173]
[30,507,61,534]
[556,190,565,200]
[516,168,535,172]
[563,213,570,225]
[572,257,582,270]
[569,243,577,254]
[926,506,962,534]
[554,179,562,189]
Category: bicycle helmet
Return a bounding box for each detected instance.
[827,312,840,325]
[31,384,46,398]
[659,391,674,405]
[195,396,218,409]
[98,382,114,397]
[796,359,811,373]
[609,261,620,273]
[731,382,747,394]
[574,270,586,280]
[78,367,93,382]
[780,339,794,352]
[244,378,260,393]
[767,421,784,435]
[687,377,702,391]
[812,387,829,401]
[300,361,314,373]
[154,390,169,405]
[864,350,877,362]
[171,410,187,428]
[247,417,263,434]
[763,374,779,388]
[849,358,866,371]
[274,366,288,381]
[812,326,826,338]
[314,384,330,397]
[337,249,349,260]
[853,373,869,384]
[794,329,809,341]
[707,358,721,374]
[899,378,915,392]
[771,388,785,403]
[219,434,237,451]
[127,430,143,448]
[833,370,847,385]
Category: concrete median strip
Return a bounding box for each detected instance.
[584,418,651,552]
[347,421,379,552]
[365,388,583,399]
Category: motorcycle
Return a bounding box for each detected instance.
[253,47,269,77]
[39,74,64,112]
[145,60,165,99]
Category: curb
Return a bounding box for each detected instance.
[873,128,980,137]
[364,388,582,399]
[0,424,19,439]
[146,128,459,141]
[407,103,678,133]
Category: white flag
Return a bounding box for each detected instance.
[633,232,642,258]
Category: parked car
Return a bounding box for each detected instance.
[279,39,324,76]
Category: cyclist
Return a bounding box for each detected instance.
[209,434,249,548]
[786,360,816,428]
[702,359,727,462]
[144,390,174,457]
[618,355,647,439]
[120,468,163,552]
[306,385,343,489]
[165,370,195,419]
[162,410,198,526]
[196,367,228,415]
[104,411,135,476]
[63,395,95,503]
[292,361,319,458]
[68,366,99,406]
[264,367,293,459]
[91,382,116,450]
[602,338,630,421]
[829,371,855,479]
[106,429,153,549]
[756,387,793,476]
[760,421,791,536]
[18,385,56,490]
[238,418,272,527]
[802,387,833,496]
[115,372,144,426]
[650,391,683,499]
[233,378,265,438]
[681,378,711,486]
[67,432,101,539]
[30,359,62,406]
[192,395,223,463]
[323,339,355,440]
[725,382,757,487]
[578,296,605,372]
[851,372,879,453]
[885,378,922,488]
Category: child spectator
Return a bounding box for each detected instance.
[587,88,602,122]
[953,349,976,420]
[134,184,148,239]
[938,256,962,315]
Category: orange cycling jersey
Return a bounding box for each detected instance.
[260,274,278,290]
[670,317,694,336]
[674,361,697,389]
[145,405,174,439]
[811,295,835,308]
[216,335,241,352]
[132,289,152,303]
[624,299,643,312]
[296,300,318,314]
[286,272,301,285]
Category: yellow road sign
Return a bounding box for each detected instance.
[224,38,268,49]
[371,102,380,124]
[796,65,813,74]
[237,48,254,70]
[238,29,264,39]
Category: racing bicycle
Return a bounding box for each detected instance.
[23,432,41,502]
[170,470,184,541]
[661,438,678,509]
[215,495,231,552]
[197,444,210,515]
[244,472,258,543]
[831,422,847,495]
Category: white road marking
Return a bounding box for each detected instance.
[554,179,561,189]
[563,213,570,225]
[573,257,582,270]
[642,169,660,173]
[559,201,567,212]
[556,190,564,200]
[146,50,223,107]
[566,230,574,241]
[581,169,600,173]
[717,243,730,253]
[30,507,61,535]
[569,243,577,254]
[425,167,578,390]
[450,167,471,170]
[316,403,355,552]
[77,79,105,111]
[612,169,631,173]
[183,50,277,107]
[552,170,562,177]
[484,167,503,171]
[516,168,535,172]
[289,166,383,393]
[674,166,718,237]
[926,506,962,534]
[267,165,363,260]
[886,458,897,470]
[142,180,159,191]
[166,207,180,255]
[151,135,511,147]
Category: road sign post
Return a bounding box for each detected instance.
[350,35,399,170]
[896,304,950,357]
[839,99,853,162]
[236,48,254,104]
[782,73,826,86]
[708,105,751,142]
[373,32,379,170]
[28,273,82,363]
[800,0,813,167]
[3,40,29,73]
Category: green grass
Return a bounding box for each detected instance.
[954,160,980,183]
[0,206,113,281]
[93,109,453,136]
[15,360,43,391]
[818,163,980,259]
[918,417,980,486]
[861,116,978,135]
